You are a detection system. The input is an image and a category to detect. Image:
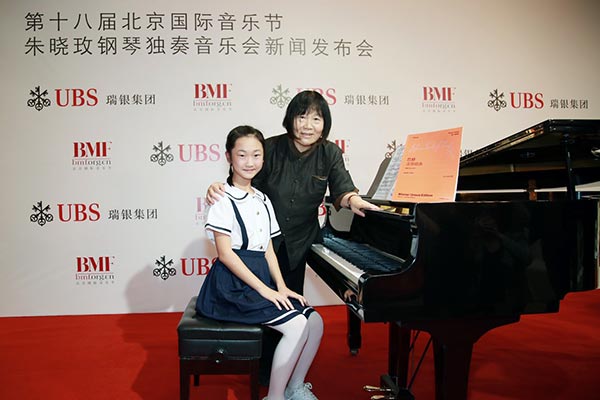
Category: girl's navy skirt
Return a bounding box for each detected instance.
[196,249,313,326]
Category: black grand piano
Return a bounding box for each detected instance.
[307,119,600,400]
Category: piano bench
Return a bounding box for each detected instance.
[177,296,263,400]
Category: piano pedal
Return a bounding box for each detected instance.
[363,385,392,393]
[369,395,395,400]
[364,385,395,399]
[365,383,415,400]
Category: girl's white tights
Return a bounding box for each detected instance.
[266,312,324,400]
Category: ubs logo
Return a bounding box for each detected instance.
[55,88,98,107]
[296,87,336,105]
[58,203,101,222]
[151,141,175,166]
[318,201,327,228]
[270,85,336,109]
[151,142,221,165]
[488,89,507,111]
[30,201,54,226]
[334,139,349,154]
[488,89,544,111]
[178,144,221,162]
[27,86,51,111]
[153,255,176,280]
[28,86,99,110]
[30,201,101,225]
[181,257,217,276]
[510,92,544,109]
[334,139,350,168]
[270,84,292,108]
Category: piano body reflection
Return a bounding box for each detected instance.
[307,119,600,400]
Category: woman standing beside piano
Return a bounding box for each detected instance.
[206,89,379,295]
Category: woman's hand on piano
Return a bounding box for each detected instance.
[206,182,226,206]
[349,196,381,217]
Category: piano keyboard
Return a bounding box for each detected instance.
[311,244,364,287]
[311,235,407,287]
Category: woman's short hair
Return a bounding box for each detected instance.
[282,90,332,141]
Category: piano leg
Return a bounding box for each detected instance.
[388,322,411,388]
[347,306,362,355]
[404,316,520,400]
[432,339,472,400]
[378,322,415,400]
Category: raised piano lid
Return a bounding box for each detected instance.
[458,119,600,191]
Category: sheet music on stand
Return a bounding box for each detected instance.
[369,127,463,203]
[371,146,404,201]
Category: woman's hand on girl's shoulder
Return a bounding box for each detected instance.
[206,182,226,205]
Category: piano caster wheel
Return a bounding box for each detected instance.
[350,348,359,356]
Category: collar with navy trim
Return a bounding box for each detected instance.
[224,183,267,203]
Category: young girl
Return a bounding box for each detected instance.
[196,125,323,400]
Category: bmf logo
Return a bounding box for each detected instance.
[195,83,229,99]
[422,86,456,112]
[195,197,208,224]
[77,256,113,272]
[72,141,113,170]
[73,142,110,158]
[423,87,454,102]
[75,256,115,285]
[193,83,233,111]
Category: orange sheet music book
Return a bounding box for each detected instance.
[391,127,463,202]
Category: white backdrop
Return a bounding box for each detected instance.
[1,0,599,316]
